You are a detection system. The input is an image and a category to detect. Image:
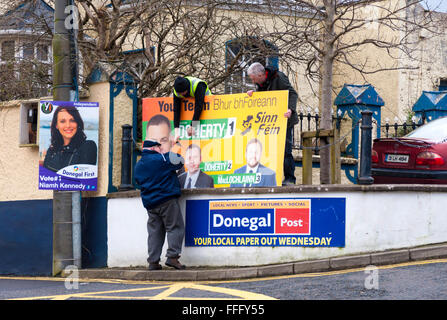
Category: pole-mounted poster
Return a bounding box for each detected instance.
[38,101,99,191]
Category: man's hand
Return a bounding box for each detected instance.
[247,90,254,97]
[186,126,195,137]
[284,109,292,118]
[174,127,180,144]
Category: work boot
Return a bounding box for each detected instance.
[148,262,162,271]
[165,257,186,270]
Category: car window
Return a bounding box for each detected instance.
[406,117,447,141]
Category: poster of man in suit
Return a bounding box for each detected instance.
[179,144,214,189]
[230,138,276,187]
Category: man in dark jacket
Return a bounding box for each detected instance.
[247,62,298,185]
[173,76,212,143]
[134,114,186,270]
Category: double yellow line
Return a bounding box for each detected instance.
[2,258,446,300]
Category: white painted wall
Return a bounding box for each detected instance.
[107,197,148,267]
[107,191,447,268]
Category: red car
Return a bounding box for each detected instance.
[372,116,447,184]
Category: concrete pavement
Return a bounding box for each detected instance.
[61,243,447,282]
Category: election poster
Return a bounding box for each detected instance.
[185,198,346,247]
[38,101,99,191]
[141,91,289,188]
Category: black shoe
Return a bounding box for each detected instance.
[165,257,186,270]
[282,180,296,186]
[149,263,162,270]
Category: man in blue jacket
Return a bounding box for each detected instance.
[135,114,186,270]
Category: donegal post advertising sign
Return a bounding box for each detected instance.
[185,198,346,247]
[142,91,289,187]
[38,101,99,191]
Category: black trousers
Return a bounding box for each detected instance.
[283,125,296,183]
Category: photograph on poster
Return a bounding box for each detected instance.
[142,91,288,188]
[230,138,277,187]
[38,101,99,191]
[178,143,215,189]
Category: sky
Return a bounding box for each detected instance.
[420,0,447,12]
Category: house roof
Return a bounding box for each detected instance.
[0,0,54,33]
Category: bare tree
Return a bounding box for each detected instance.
[74,0,281,140]
[3,0,439,185]
[0,0,54,101]
[75,0,268,96]
[256,0,439,184]
[0,0,270,99]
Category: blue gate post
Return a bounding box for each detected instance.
[412,91,447,123]
[358,110,374,185]
[334,84,384,184]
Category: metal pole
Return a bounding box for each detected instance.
[71,191,81,268]
[52,0,81,275]
[68,0,82,271]
[53,0,71,101]
[119,124,134,191]
[358,110,374,185]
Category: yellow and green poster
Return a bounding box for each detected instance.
[142,90,288,188]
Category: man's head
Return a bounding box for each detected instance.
[245,138,263,169]
[185,144,201,175]
[247,62,266,86]
[146,114,172,154]
[174,76,189,97]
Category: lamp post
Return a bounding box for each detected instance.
[52,0,81,275]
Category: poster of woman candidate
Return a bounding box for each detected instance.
[38,101,99,191]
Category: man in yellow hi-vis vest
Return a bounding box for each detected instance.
[173,76,211,142]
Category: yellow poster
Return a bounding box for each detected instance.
[142,90,288,188]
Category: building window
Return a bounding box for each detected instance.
[440,79,447,91]
[134,61,147,78]
[225,37,279,94]
[123,47,155,80]
[1,41,15,61]
[0,58,50,100]
[37,44,49,62]
[19,102,39,146]
[23,43,34,59]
